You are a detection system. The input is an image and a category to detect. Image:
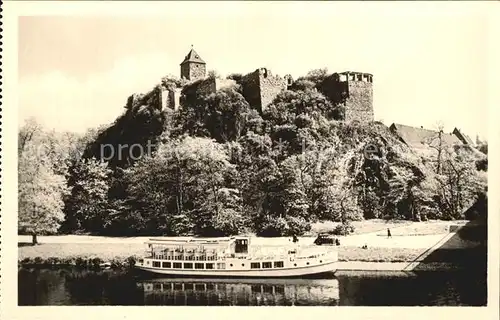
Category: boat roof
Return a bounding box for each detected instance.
[146,236,248,245]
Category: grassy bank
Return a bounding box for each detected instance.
[309,219,461,236]
[18,220,483,269]
[17,242,431,267]
[19,243,144,269]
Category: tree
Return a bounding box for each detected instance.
[207,70,221,79]
[62,158,112,233]
[18,117,41,155]
[19,161,69,244]
[435,146,487,219]
[18,119,70,244]
[175,88,252,142]
[301,68,329,87]
[423,121,446,174]
[124,137,239,236]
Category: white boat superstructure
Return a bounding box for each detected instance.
[135,236,338,277]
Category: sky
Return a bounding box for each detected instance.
[18,3,490,140]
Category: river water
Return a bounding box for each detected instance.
[18,268,486,306]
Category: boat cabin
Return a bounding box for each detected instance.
[135,236,338,277]
[145,236,252,261]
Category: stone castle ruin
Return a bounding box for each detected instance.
[123,47,474,151]
[123,47,374,123]
[319,71,374,122]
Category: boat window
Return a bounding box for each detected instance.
[173,262,182,268]
[152,261,161,268]
[175,255,182,260]
[274,261,284,268]
[251,262,260,269]
[162,262,171,268]
[217,263,226,270]
[235,239,248,253]
[206,263,214,269]
[263,285,273,293]
[195,263,204,269]
[138,259,144,263]
[195,284,205,291]
[184,263,193,269]
[262,262,272,269]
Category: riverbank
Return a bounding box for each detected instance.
[18,229,484,272]
[18,242,427,265]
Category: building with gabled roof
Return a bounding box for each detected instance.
[180,47,206,81]
[452,127,475,146]
[389,123,462,148]
[388,123,479,158]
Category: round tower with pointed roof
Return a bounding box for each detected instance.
[180,46,206,81]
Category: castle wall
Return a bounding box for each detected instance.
[189,78,238,96]
[241,71,262,111]
[241,68,287,113]
[345,80,373,122]
[158,87,182,111]
[158,88,169,110]
[168,88,182,111]
[196,78,217,95]
[318,75,349,106]
[259,72,287,112]
[214,78,237,91]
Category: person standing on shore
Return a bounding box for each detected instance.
[387,228,392,238]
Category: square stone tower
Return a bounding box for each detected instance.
[241,68,288,113]
[180,47,206,81]
[319,71,374,122]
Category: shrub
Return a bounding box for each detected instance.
[46,257,60,265]
[331,222,355,235]
[126,256,136,268]
[257,215,312,236]
[75,257,86,268]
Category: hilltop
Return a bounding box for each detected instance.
[18,47,487,239]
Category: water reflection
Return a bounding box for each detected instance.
[18,268,486,306]
[139,278,339,306]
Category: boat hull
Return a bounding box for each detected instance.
[135,261,337,278]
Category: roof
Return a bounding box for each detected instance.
[389,123,463,149]
[146,236,249,246]
[453,128,475,145]
[339,71,373,76]
[180,48,206,65]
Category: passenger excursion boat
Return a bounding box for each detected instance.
[135,236,338,277]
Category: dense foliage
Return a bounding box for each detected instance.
[18,69,488,240]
